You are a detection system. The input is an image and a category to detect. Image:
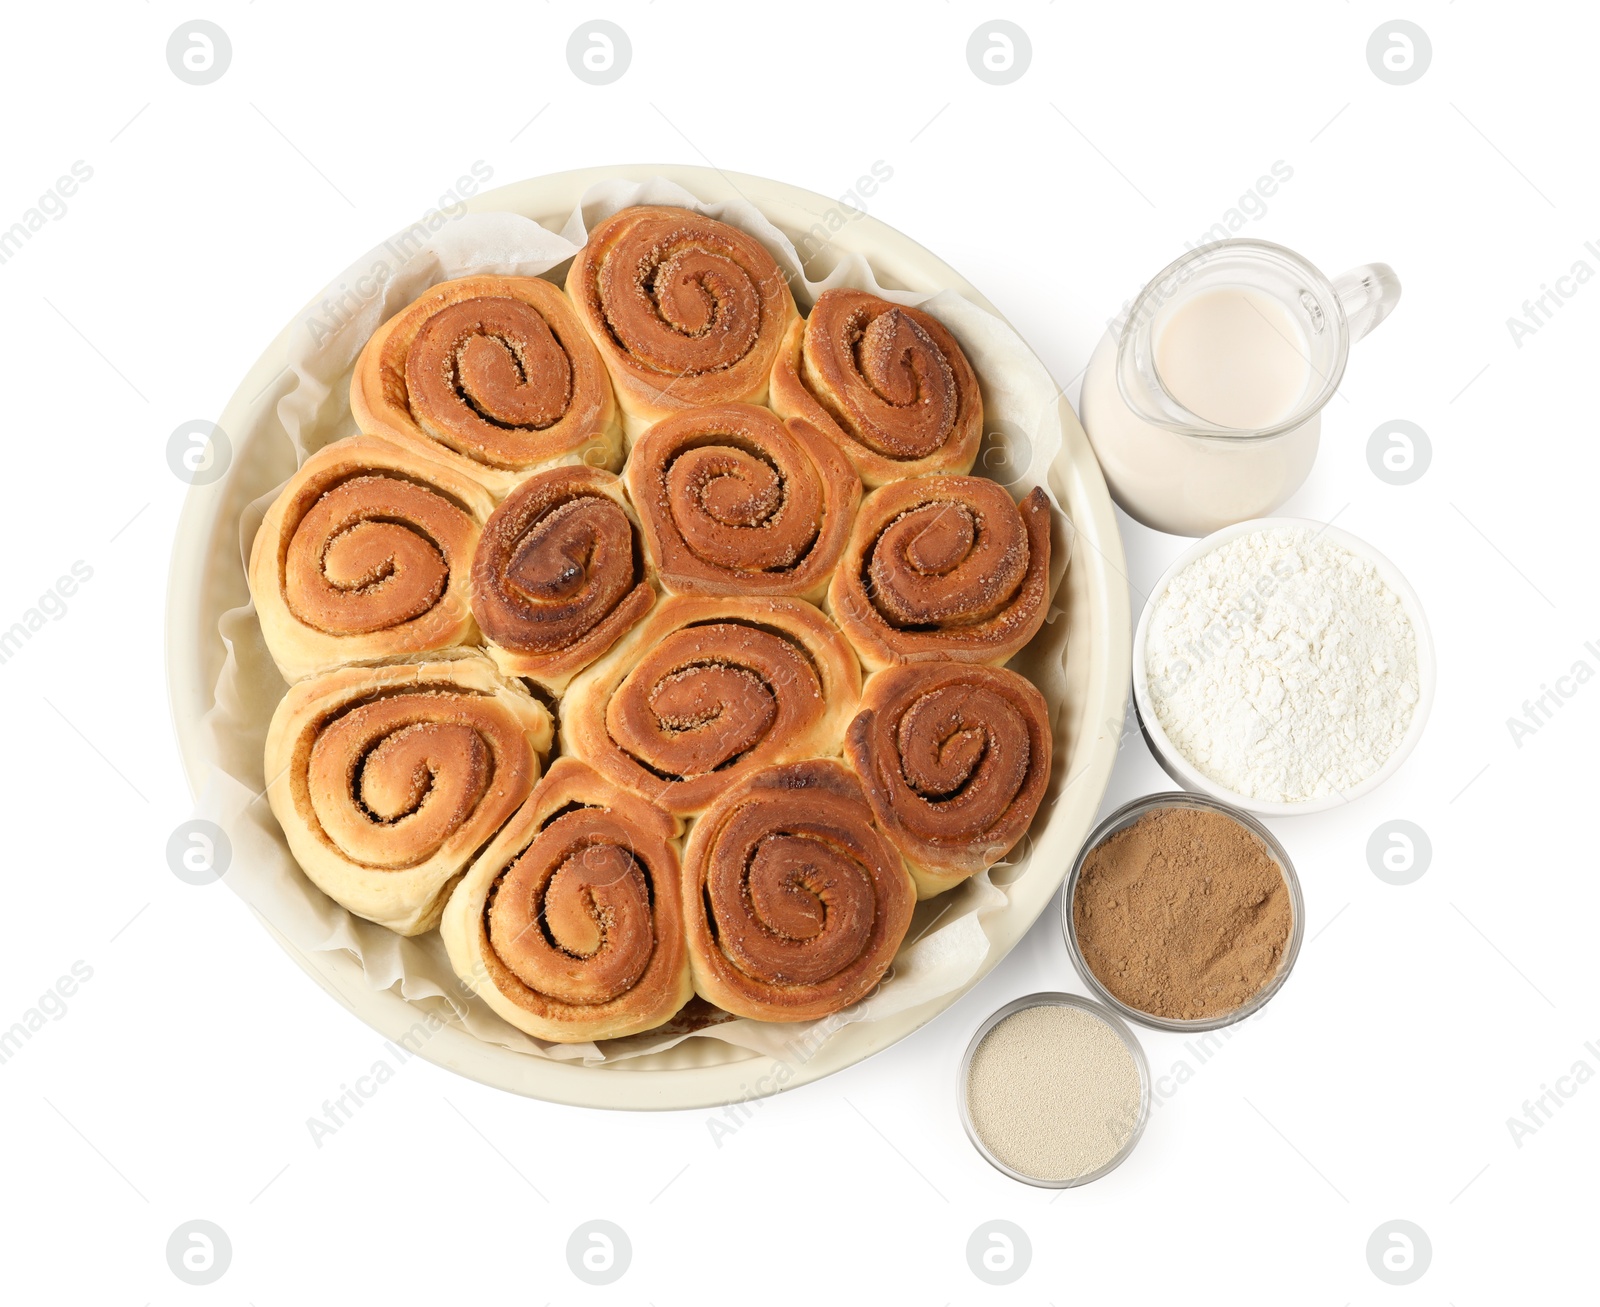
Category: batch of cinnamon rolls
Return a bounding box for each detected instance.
[251,205,1058,1044]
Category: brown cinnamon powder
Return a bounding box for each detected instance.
[1072,806,1291,1021]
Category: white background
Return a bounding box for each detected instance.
[1,1,1594,1301]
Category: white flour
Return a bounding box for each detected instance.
[1144,526,1420,803]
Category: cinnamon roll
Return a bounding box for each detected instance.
[469,464,655,693]
[681,759,914,1022]
[565,207,798,435]
[829,476,1053,672]
[350,275,622,497]
[561,595,861,818]
[440,758,692,1042]
[249,436,495,683]
[624,403,860,602]
[264,655,553,935]
[769,289,982,487]
[845,663,1051,897]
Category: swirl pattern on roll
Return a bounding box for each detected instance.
[441,758,691,1042]
[264,656,553,935]
[350,275,621,495]
[769,289,982,487]
[829,476,1053,671]
[846,662,1052,897]
[561,595,861,817]
[249,435,496,683]
[566,207,798,432]
[681,759,914,1022]
[624,403,861,601]
[470,464,655,692]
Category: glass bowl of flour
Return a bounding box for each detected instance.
[1132,518,1435,816]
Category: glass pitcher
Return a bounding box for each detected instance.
[1079,240,1401,537]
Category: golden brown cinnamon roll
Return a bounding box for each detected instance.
[681,759,914,1022]
[469,464,655,693]
[561,595,860,818]
[249,436,495,683]
[769,289,982,487]
[264,655,553,935]
[565,207,798,436]
[624,403,860,603]
[351,275,622,496]
[441,758,692,1042]
[829,476,1052,672]
[845,663,1052,897]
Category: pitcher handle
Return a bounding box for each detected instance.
[1332,263,1402,343]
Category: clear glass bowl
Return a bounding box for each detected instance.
[957,992,1151,1189]
[1060,792,1305,1032]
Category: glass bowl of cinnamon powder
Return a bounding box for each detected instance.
[1062,793,1304,1031]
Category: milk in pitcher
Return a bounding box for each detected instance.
[1079,241,1400,537]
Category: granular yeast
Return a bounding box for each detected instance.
[1072,805,1291,1021]
[965,1003,1143,1182]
